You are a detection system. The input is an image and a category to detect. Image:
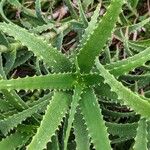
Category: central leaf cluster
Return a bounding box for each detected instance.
[74,73,86,87]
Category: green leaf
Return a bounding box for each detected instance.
[0,73,76,90]
[128,41,147,52]
[128,39,150,52]
[77,0,124,73]
[147,121,150,149]
[12,50,33,70]
[77,0,88,27]
[30,23,55,34]
[114,18,150,40]
[102,107,136,118]
[0,22,72,72]
[0,131,32,150]
[64,0,78,19]
[80,88,111,150]
[0,31,9,47]
[47,135,60,150]
[27,92,71,150]
[96,58,150,119]
[106,122,137,138]
[3,90,41,124]
[132,39,150,47]
[0,97,49,135]
[0,100,13,112]
[3,50,16,75]
[83,0,94,9]
[2,90,30,111]
[128,0,139,8]
[77,3,101,51]
[133,118,148,150]
[82,73,103,86]
[73,109,90,150]
[35,0,46,23]
[0,0,11,22]
[64,85,83,150]
[7,0,36,18]
[105,47,150,76]
[121,74,150,84]
[7,0,22,9]
[0,54,33,111]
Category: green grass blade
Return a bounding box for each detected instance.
[80,88,111,150]
[77,0,124,73]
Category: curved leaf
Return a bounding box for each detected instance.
[105,47,150,76]
[133,118,148,150]
[96,58,150,119]
[64,85,83,150]
[0,131,32,150]
[80,88,111,150]
[0,97,49,135]
[0,22,72,72]
[27,92,71,150]
[77,0,124,73]
[73,109,90,150]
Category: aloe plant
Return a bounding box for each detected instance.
[0,0,150,149]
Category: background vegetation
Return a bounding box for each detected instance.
[0,0,150,150]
